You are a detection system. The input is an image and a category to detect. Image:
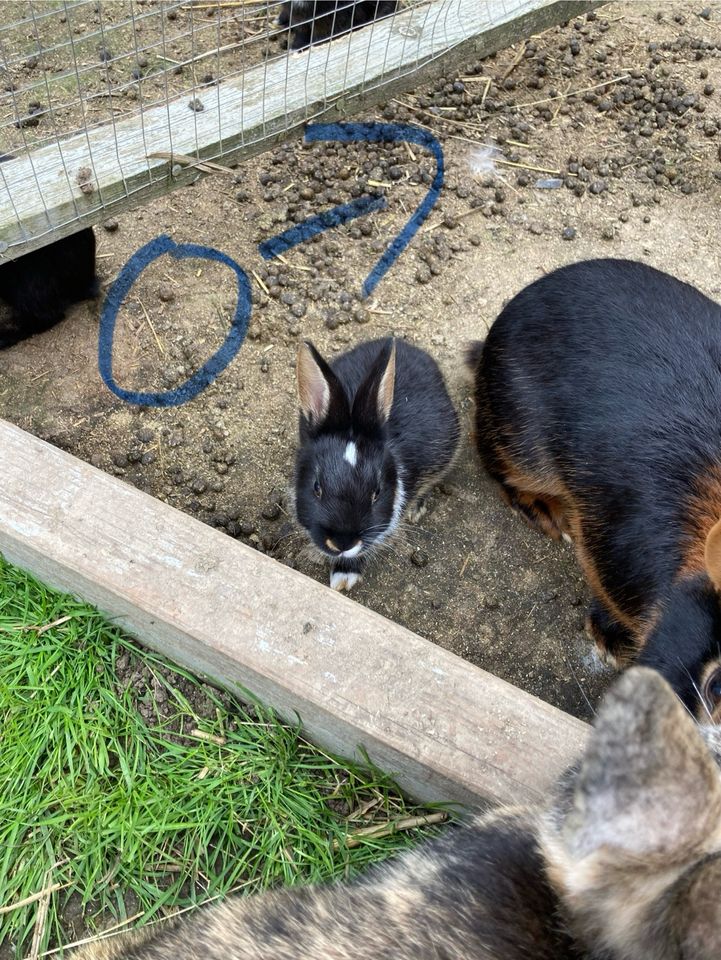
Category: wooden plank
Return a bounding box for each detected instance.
[0,0,596,261]
[0,419,588,807]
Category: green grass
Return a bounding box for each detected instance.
[0,556,439,958]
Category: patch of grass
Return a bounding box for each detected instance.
[0,557,441,958]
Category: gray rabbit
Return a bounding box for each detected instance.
[70,668,721,959]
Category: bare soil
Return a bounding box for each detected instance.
[3,1,721,723]
[0,0,282,154]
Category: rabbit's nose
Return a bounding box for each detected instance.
[326,533,363,555]
[339,539,363,558]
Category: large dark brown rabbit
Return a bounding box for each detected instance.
[467,258,721,723]
[71,669,721,959]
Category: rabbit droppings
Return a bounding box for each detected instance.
[70,669,721,960]
[292,337,459,590]
[467,258,721,722]
[278,1,398,51]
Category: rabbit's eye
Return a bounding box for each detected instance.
[371,486,381,504]
[703,666,721,710]
[313,480,322,498]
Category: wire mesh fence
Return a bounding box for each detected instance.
[0,0,562,258]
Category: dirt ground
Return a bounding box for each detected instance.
[0,0,281,154]
[3,1,721,723]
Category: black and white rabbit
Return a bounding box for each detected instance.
[293,337,459,590]
[279,1,398,51]
[0,154,98,349]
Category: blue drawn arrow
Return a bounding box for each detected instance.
[259,194,387,260]
[268,122,444,298]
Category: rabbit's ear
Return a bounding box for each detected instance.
[297,341,350,433]
[564,668,721,863]
[351,339,396,435]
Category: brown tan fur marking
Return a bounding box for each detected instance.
[489,438,643,647]
[680,466,721,580]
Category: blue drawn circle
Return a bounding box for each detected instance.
[98,235,251,408]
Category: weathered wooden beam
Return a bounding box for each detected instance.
[0,0,596,261]
[0,419,588,807]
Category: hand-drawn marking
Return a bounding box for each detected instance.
[98,235,250,408]
[97,123,443,407]
[303,122,444,297]
[258,194,386,260]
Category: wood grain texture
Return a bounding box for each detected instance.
[0,419,588,807]
[0,0,595,260]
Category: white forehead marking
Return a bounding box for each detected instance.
[344,442,358,467]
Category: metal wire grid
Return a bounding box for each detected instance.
[0,0,525,251]
[2,2,285,155]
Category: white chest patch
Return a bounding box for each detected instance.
[341,542,362,559]
[344,442,358,467]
